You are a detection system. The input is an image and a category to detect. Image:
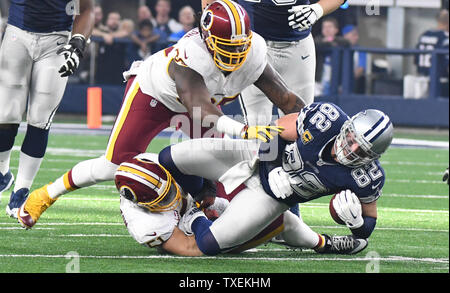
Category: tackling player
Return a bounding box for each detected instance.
[202,0,347,218]
[115,154,348,256]
[17,0,305,229]
[158,102,393,255]
[0,0,95,217]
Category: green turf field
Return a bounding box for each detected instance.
[0,131,448,274]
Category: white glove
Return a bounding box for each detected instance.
[179,206,206,235]
[268,167,293,199]
[288,3,324,31]
[332,190,364,229]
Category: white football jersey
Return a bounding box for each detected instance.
[134,28,268,113]
[119,194,195,247]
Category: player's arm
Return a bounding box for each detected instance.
[72,0,95,39]
[57,0,95,77]
[275,113,300,141]
[334,190,378,239]
[161,226,203,256]
[254,63,306,116]
[289,0,346,31]
[168,60,283,142]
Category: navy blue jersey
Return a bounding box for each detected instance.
[237,0,311,42]
[8,0,74,33]
[415,29,449,77]
[259,102,385,206]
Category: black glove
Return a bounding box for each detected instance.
[57,34,86,77]
[192,179,217,209]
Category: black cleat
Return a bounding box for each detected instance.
[316,234,368,255]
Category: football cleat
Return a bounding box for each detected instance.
[6,188,29,218]
[0,170,14,196]
[316,234,368,255]
[17,185,56,229]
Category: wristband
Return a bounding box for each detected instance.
[216,115,245,137]
[311,3,324,19]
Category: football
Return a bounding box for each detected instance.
[329,194,346,225]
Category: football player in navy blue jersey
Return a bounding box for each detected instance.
[415,9,449,96]
[159,102,393,255]
[0,0,94,217]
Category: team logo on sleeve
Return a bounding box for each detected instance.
[301,129,314,145]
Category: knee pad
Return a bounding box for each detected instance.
[21,125,49,158]
[0,124,19,151]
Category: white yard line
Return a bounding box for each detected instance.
[0,253,447,264]
[0,223,446,233]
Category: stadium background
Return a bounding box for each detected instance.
[1,0,448,129]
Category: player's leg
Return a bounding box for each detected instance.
[159,138,259,197]
[279,209,326,250]
[189,176,290,255]
[272,34,316,108]
[5,32,69,217]
[0,26,34,200]
[18,78,173,228]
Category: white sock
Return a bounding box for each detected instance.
[0,150,12,175]
[47,156,118,199]
[14,151,43,192]
[280,210,321,249]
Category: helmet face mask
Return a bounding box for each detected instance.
[201,0,252,72]
[115,158,182,212]
[334,110,393,167]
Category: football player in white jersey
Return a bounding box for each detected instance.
[115,153,330,255]
[18,0,306,229]
[201,0,346,124]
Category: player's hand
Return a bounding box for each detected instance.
[192,179,217,209]
[179,206,206,235]
[241,125,284,143]
[57,34,86,77]
[268,167,293,199]
[443,168,449,185]
[332,190,364,229]
[288,3,324,31]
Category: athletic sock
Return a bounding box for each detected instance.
[14,151,43,192]
[47,169,80,199]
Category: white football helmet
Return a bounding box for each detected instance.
[334,109,394,167]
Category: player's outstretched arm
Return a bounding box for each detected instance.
[254,63,306,116]
[169,60,283,142]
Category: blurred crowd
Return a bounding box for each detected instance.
[0,1,448,97]
[78,0,196,85]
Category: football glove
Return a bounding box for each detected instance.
[443,168,449,185]
[179,206,206,235]
[57,34,87,77]
[288,3,324,31]
[192,179,217,209]
[268,167,293,199]
[332,190,364,229]
[241,125,284,143]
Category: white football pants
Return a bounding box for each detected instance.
[169,138,319,250]
[0,25,69,129]
[240,34,316,126]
